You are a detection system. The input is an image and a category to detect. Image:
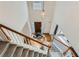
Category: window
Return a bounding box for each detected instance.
[32,1,43,10]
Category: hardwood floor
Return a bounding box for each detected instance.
[30,33,51,48]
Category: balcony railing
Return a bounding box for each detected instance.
[53,36,78,57]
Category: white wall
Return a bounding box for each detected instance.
[50,1,79,55]
[28,1,56,33]
[0,1,28,32]
[21,2,32,36]
[22,20,32,36]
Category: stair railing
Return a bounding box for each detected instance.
[53,36,78,57]
[0,24,51,55]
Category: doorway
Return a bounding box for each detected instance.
[34,22,42,33]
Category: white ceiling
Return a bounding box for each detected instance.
[27,1,56,33]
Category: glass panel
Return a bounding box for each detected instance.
[32,1,43,10]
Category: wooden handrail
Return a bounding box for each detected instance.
[69,47,78,57]
[63,47,78,57]
[0,24,49,48]
[0,27,11,41]
[53,36,78,57]
[63,47,71,55]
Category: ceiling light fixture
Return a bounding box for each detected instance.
[42,1,45,17]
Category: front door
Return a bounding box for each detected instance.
[34,22,41,33]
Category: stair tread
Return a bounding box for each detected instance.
[43,54,47,57]
[21,48,29,57]
[3,44,17,57]
[13,47,23,57]
[27,50,34,57]
[39,53,43,57]
[0,41,9,56]
[34,52,39,57]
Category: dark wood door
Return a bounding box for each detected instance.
[34,22,41,33]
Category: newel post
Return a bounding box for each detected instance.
[47,45,51,57]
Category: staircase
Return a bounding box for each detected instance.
[0,24,78,57]
[0,24,50,57]
[0,41,48,57]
